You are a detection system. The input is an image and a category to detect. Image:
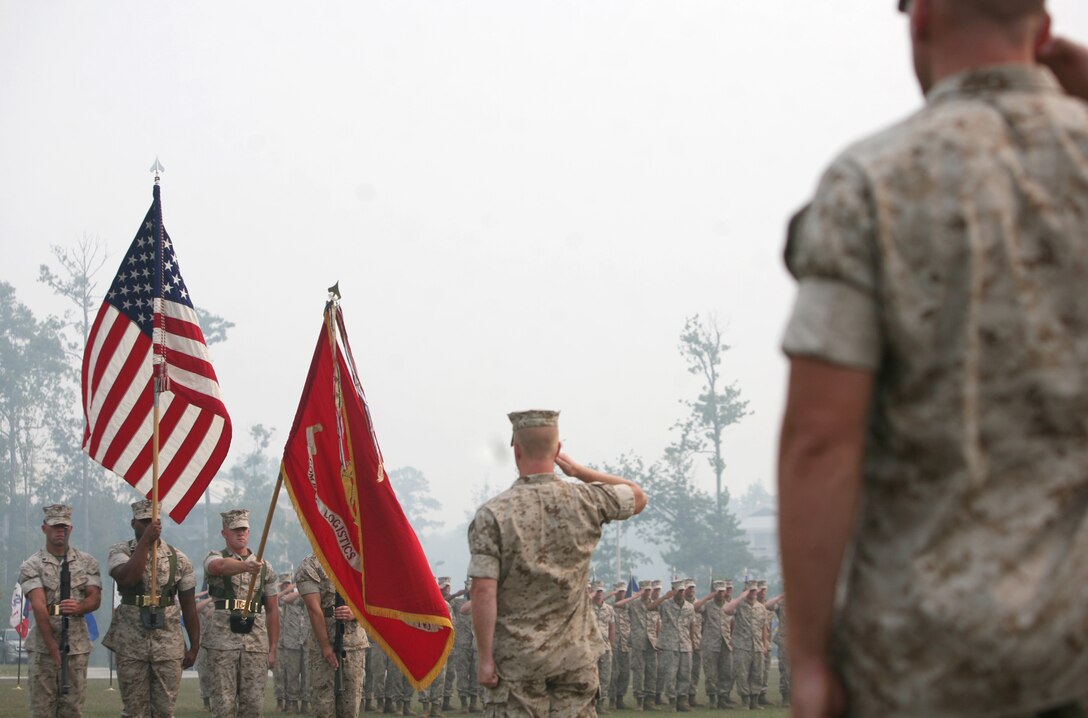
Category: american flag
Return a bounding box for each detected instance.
[81,185,231,523]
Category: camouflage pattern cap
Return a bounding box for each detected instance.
[638,579,653,590]
[745,580,759,590]
[671,579,686,590]
[131,499,154,520]
[437,576,452,588]
[652,580,663,588]
[221,509,250,530]
[592,580,607,592]
[725,580,734,588]
[613,581,627,591]
[712,580,728,591]
[757,580,768,589]
[507,409,560,445]
[42,504,73,526]
[684,578,695,589]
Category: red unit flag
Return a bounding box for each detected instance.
[81,184,231,522]
[281,302,453,689]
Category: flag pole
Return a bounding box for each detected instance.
[239,472,283,616]
[149,161,166,608]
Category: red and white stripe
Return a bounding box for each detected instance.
[82,297,231,523]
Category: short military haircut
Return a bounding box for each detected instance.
[514,425,559,460]
[947,0,1046,23]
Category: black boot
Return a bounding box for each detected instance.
[384,699,395,715]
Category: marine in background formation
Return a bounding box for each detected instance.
[296,552,367,718]
[277,573,311,713]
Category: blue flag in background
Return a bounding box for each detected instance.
[626,576,639,598]
[86,613,99,642]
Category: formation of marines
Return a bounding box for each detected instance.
[15,413,779,717]
[602,577,786,712]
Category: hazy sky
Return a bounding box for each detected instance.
[4,1,1086,529]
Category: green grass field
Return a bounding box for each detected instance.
[0,665,791,717]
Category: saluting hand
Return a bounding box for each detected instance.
[555,453,583,480]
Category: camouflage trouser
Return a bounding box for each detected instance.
[368,644,388,702]
[609,648,629,702]
[688,649,700,700]
[419,665,446,706]
[483,663,597,718]
[732,648,763,701]
[387,663,411,703]
[629,642,656,700]
[206,647,269,718]
[196,646,213,700]
[595,651,612,704]
[701,647,732,701]
[445,642,478,699]
[308,646,365,718]
[657,650,690,703]
[775,640,790,698]
[761,649,771,696]
[116,654,184,718]
[28,651,89,718]
[279,647,307,703]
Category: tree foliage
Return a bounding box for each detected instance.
[388,466,442,535]
[677,314,750,517]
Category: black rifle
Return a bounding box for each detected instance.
[333,593,345,694]
[59,553,70,695]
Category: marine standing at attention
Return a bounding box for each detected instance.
[19,504,102,718]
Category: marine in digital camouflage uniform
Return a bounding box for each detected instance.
[418,577,449,717]
[203,509,280,718]
[606,582,631,710]
[620,580,657,711]
[682,580,701,708]
[194,593,216,711]
[590,581,615,715]
[755,581,772,707]
[779,5,1088,718]
[446,578,479,713]
[467,410,646,718]
[725,582,767,711]
[103,500,200,718]
[766,594,787,708]
[694,580,736,709]
[296,553,368,718]
[648,581,664,706]
[19,504,103,718]
[278,573,310,713]
[652,580,694,712]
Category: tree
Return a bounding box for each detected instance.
[38,235,109,548]
[387,466,442,535]
[589,455,654,581]
[0,281,75,584]
[677,315,750,517]
[195,307,235,346]
[733,481,774,518]
[632,426,764,582]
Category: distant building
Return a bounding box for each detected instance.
[739,506,779,568]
